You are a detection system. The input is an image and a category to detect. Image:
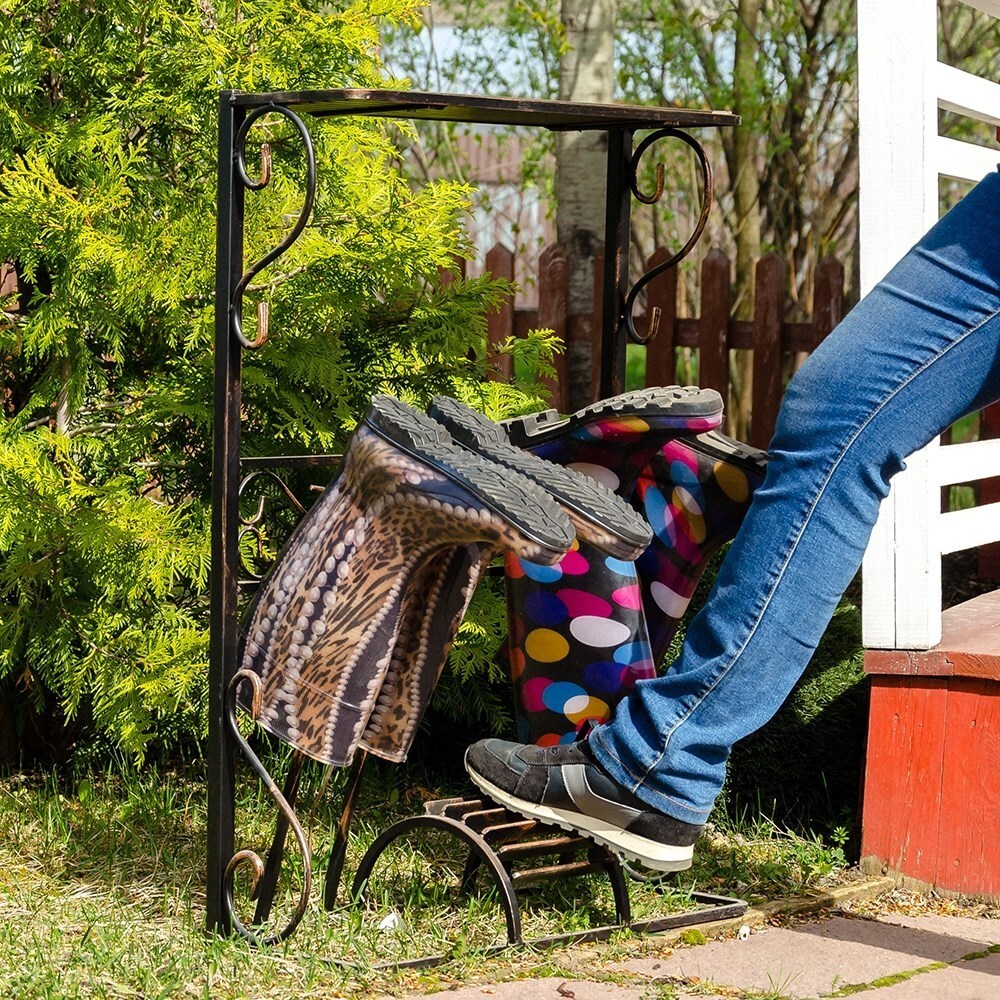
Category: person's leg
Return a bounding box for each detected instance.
[466,169,1000,867]
[591,169,1000,824]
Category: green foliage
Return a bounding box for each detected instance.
[0,429,210,752]
[0,1,555,760]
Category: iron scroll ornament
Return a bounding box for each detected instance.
[224,670,313,945]
[624,128,713,345]
[231,104,317,350]
[237,470,309,584]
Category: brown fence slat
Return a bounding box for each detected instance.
[485,242,515,381]
[642,247,677,387]
[750,253,784,449]
[812,256,845,343]
[514,310,539,340]
[437,256,466,288]
[698,249,730,398]
[537,243,569,412]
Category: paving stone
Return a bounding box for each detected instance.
[860,950,1000,998]
[413,979,650,1000]
[872,912,1000,946]
[616,915,988,998]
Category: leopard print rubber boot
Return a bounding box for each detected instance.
[358,544,491,762]
[236,395,574,768]
[358,395,654,763]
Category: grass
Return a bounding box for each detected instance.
[0,750,853,998]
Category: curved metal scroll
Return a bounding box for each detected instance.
[231,104,317,350]
[350,814,523,946]
[224,670,313,945]
[237,470,309,583]
[624,128,713,345]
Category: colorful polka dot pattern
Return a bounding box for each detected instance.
[508,547,653,744]
[635,437,766,664]
[506,416,766,746]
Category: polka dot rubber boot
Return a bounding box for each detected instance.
[502,392,769,747]
[236,395,574,768]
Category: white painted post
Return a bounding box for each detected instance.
[860,0,1000,649]
[858,0,941,649]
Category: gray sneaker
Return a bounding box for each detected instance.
[464,738,702,871]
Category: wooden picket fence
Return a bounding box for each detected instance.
[464,243,845,451]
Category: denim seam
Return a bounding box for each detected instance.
[633,301,1000,790]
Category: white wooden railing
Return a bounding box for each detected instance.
[859,0,1000,650]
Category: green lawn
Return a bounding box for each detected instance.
[0,754,852,998]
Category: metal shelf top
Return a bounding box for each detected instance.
[229,88,739,131]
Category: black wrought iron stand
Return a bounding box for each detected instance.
[208,88,741,955]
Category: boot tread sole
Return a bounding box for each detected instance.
[429,396,652,553]
[365,395,575,559]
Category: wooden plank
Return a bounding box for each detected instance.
[750,253,784,449]
[979,402,1000,578]
[799,256,844,374]
[642,247,677,387]
[437,256,466,288]
[698,249,730,400]
[922,587,1000,664]
[893,439,944,649]
[936,678,1000,896]
[934,62,1000,126]
[963,0,1000,16]
[865,590,1000,680]
[935,135,1000,183]
[676,318,819,352]
[484,242,515,381]
[939,501,1000,554]
[0,261,17,303]
[932,435,1000,486]
[233,88,739,130]
[866,648,1000,681]
[514,309,539,340]
[537,243,569,412]
[861,675,948,885]
[812,257,844,343]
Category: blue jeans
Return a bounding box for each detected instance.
[590,168,1000,825]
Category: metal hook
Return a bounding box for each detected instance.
[624,129,713,344]
[231,104,316,350]
[238,469,309,526]
[259,143,272,188]
[634,160,665,206]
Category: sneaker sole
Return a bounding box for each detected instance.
[428,396,652,558]
[467,767,694,872]
[364,395,575,562]
[503,386,724,447]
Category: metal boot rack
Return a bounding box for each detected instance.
[208,88,745,963]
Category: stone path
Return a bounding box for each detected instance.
[407,911,1000,1000]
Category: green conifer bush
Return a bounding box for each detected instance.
[0,1,554,760]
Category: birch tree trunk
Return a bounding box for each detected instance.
[730,0,764,439]
[557,0,616,410]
